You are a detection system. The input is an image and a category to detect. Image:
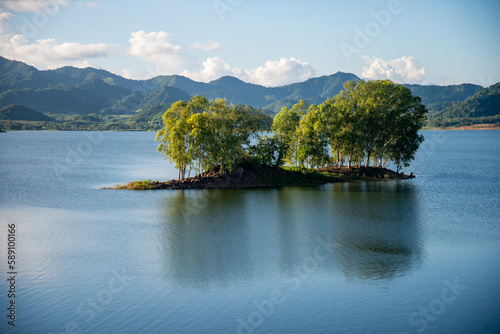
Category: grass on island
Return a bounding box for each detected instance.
[113,179,155,190]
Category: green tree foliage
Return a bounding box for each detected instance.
[323,81,365,167]
[187,111,213,176]
[296,104,329,168]
[156,96,272,179]
[282,80,427,170]
[386,108,426,172]
[156,80,427,179]
[250,135,288,169]
[272,100,305,165]
[155,100,194,180]
[357,80,425,167]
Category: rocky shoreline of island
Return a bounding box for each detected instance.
[105,162,414,190]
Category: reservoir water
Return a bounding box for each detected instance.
[0,130,499,333]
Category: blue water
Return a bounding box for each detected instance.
[0,130,499,333]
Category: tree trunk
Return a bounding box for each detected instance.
[365,149,372,167]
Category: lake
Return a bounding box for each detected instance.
[1,130,499,333]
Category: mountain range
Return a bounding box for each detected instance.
[0,56,498,130]
[429,82,500,127]
[0,104,54,122]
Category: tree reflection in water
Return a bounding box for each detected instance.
[159,181,423,288]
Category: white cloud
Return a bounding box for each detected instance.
[190,41,221,51]
[76,1,100,10]
[120,68,155,80]
[0,11,13,19]
[181,56,240,82]
[242,57,315,86]
[0,10,13,33]
[181,56,316,86]
[0,34,114,68]
[128,30,184,57]
[127,30,190,75]
[66,59,99,69]
[0,0,68,12]
[122,69,135,80]
[361,56,426,84]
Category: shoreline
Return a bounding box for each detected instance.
[2,123,499,133]
[104,164,414,191]
[424,123,500,131]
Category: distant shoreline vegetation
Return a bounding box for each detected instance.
[109,79,427,190]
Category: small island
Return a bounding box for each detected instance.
[108,80,424,190]
[108,162,414,190]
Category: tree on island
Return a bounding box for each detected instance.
[327,80,427,170]
[156,80,427,180]
[272,103,301,167]
[156,96,272,179]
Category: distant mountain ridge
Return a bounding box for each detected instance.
[0,56,494,126]
[429,82,500,127]
[405,83,483,115]
[0,104,54,121]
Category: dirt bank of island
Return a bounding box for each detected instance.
[105,161,414,190]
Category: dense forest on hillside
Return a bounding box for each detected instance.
[0,56,498,131]
[0,104,55,122]
[428,83,500,127]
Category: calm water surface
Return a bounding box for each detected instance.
[0,130,499,333]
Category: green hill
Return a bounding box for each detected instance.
[0,58,370,115]
[171,72,361,112]
[281,72,360,99]
[0,57,53,91]
[0,78,131,115]
[102,85,191,115]
[429,83,500,127]
[0,104,54,121]
[193,76,271,107]
[139,86,191,109]
[123,104,169,130]
[0,57,493,127]
[406,83,483,114]
[42,65,140,89]
[146,74,210,94]
[266,72,360,112]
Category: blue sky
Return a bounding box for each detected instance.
[0,0,499,87]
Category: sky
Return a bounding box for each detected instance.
[0,0,499,87]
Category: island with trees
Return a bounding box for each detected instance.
[111,79,427,190]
